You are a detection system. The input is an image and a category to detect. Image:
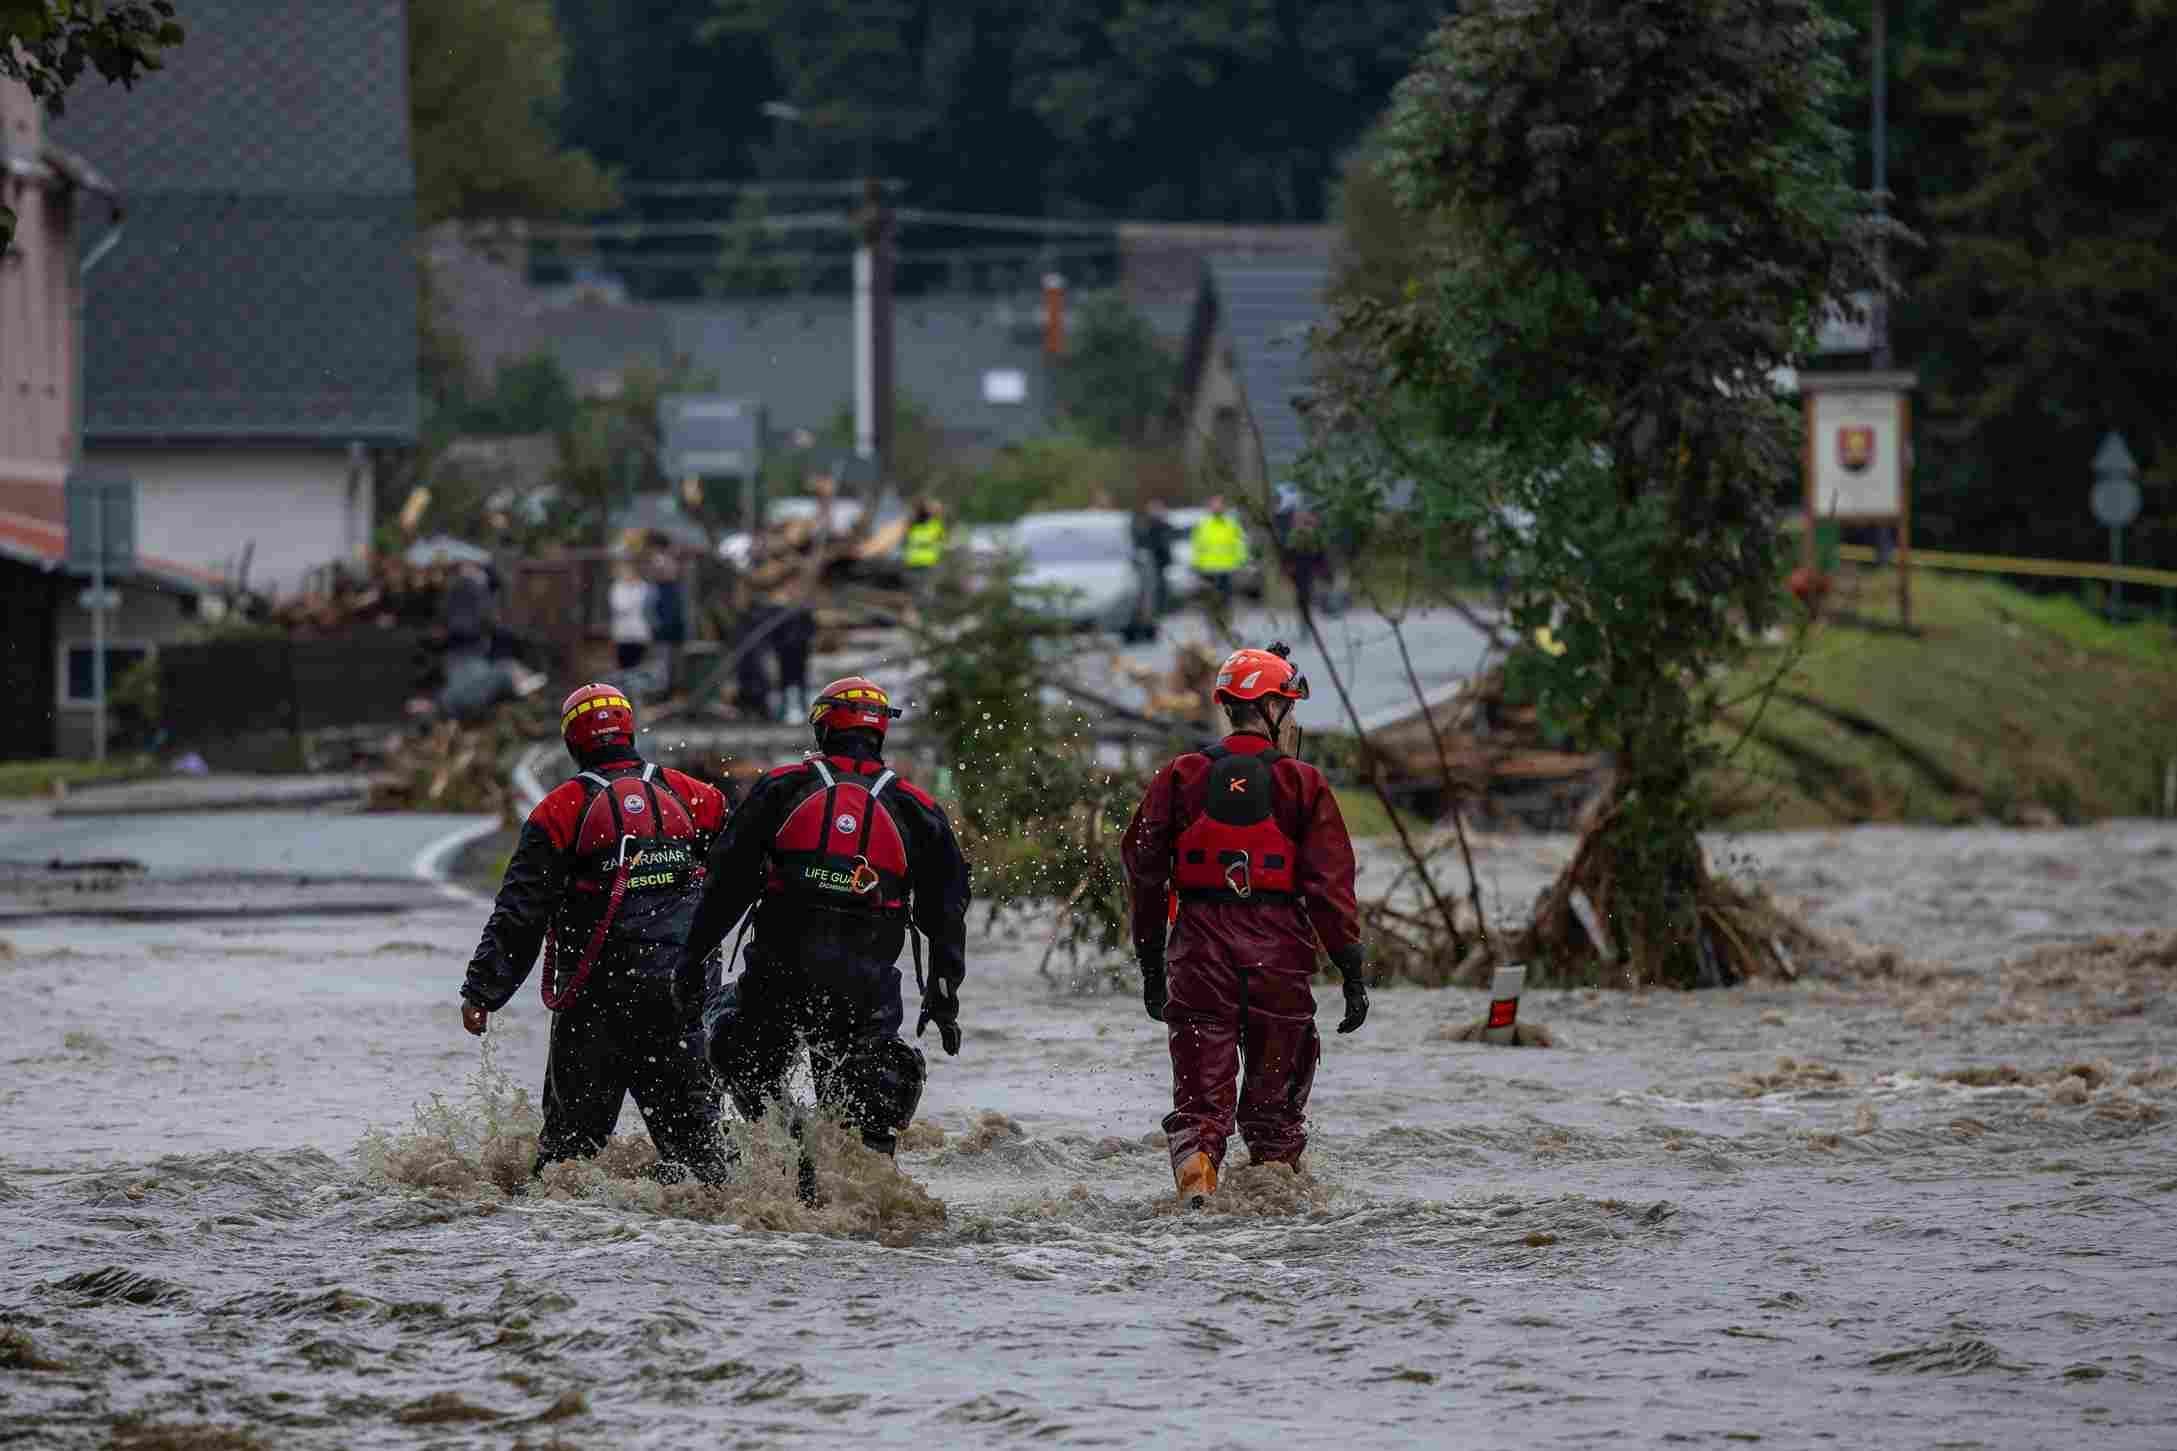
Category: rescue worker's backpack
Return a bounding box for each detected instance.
[1171,745,1300,902]
[546,763,705,1011]
[767,759,911,914]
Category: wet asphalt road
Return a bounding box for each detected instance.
[1,807,498,882]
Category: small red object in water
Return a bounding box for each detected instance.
[1486,997,1518,1030]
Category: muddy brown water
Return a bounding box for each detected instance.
[2,823,2173,1448]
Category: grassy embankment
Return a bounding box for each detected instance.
[1704,569,2177,828]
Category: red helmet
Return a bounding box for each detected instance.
[809,675,902,739]
[560,682,636,756]
[1213,644,1309,705]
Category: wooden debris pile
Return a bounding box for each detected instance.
[1358,665,1609,829]
[1111,641,1222,722]
[364,696,559,820]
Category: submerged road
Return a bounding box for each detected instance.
[2,821,2172,1447]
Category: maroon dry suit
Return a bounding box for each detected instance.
[1122,733,1363,1174]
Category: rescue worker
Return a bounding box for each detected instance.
[1121,643,1368,1205]
[674,675,970,1168]
[459,683,732,1184]
[901,499,948,597]
[1188,495,1250,614]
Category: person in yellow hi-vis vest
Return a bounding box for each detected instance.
[1189,495,1250,613]
[901,499,948,598]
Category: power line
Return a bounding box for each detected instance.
[618,179,908,198]
[463,213,857,243]
[571,240,1121,271]
[894,207,1118,237]
[459,207,1129,245]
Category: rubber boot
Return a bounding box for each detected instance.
[1174,1151,1218,1209]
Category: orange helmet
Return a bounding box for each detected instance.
[560,682,636,757]
[1213,643,1309,705]
[809,675,902,739]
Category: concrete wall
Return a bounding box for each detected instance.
[86,446,373,597]
[48,580,194,757]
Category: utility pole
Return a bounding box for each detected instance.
[853,173,895,491]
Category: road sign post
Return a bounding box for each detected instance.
[66,472,138,763]
[2089,432,2141,622]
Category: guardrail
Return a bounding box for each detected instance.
[1835,543,2177,590]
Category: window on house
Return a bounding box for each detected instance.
[61,643,151,706]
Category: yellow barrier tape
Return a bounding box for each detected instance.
[1834,544,2177,590]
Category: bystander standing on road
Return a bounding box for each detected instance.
[902,498,947,603]
[609,558,654,675]
[1188,495,1250,623]
[646,537,689,695]
[1128,497,1178,642]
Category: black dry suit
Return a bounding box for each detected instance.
[463,753,731,1180]
[676,737,970,1154]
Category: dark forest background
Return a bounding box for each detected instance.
[418,0,2175,569]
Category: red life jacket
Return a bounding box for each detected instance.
[1171,744,1300,902]
[567,763,703,900]
[544,763,706,1010]
[765,758,911,915]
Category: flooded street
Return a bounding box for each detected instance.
[3,822,2173,1448]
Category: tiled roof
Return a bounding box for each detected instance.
[1204,255,1334,485]
[50,0,418,444]
[48,0,412,197]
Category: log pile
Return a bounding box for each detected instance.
[363,696,560,819]
[1110,641,1222,722]
[1357,665,1609,829]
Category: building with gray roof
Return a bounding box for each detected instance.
[1168,254,1334,498]
[51,0,419,596]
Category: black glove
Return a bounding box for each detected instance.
[917,976,962,1056]
[1140,958,1168,1023]
[1333,945,1369,1034]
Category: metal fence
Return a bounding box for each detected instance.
[158,631,430,744]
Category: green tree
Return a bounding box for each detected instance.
[1054,294,1172,445]
[1901,0,2177,565]
[409,0,614,224]
[1318,0,1878,986]
[0,0,183,245]
[1018,1,1437,219]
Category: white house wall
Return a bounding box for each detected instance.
[89,447,371,597]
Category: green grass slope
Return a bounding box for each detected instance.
[1706,571,2177,828]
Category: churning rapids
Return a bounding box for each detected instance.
[3,823,2174,1449]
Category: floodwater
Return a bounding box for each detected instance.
[3,823,2174,1449]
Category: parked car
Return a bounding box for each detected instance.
[958,510,1146,632]
[1164,506,1267,603]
